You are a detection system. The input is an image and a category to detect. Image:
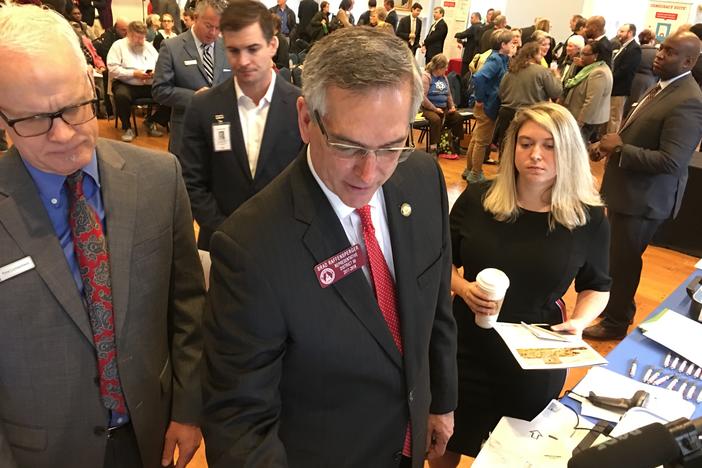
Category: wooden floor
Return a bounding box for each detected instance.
[97,116,698,468]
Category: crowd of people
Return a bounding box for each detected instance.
[0,1,701,468]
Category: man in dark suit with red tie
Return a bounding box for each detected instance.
[584,31,702,340]
[180,0,303,250]
[202,27,457,467]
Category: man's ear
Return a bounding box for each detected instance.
[297,96,312,144]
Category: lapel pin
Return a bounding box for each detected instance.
[400,203,412,217]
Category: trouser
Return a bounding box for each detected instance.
[580,123,602,144]
[601,212,665,330]
[421,106,464,146]
[607,95,628,133]
[466,104,495,174]
[112,81,169,130]
[103,423,144,468]
[492,106,517,152]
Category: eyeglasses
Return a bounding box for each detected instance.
[314,110,415,163]
[162,19,174,22]
[0,80,97,137]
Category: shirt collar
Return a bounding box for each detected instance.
[306,145,383,221]
[620,37,635,49]
[22,150,101,201]
[660,70,691,89]
[191,27,206,50]
[234,69,277,107]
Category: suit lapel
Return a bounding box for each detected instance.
[183,31,209,84]
[0,149,94,344]
[223,83,252,181]
[292,154,403,368]
[212,37,227,84]
[620,78,678,133]
[255,77,291,180]
[382,171,417,383]
[97,140,137,337]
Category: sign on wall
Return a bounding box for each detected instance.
[645,1,694,41]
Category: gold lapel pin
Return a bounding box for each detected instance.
[400,203,412,217]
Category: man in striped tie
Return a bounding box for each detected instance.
[202,26,457,468]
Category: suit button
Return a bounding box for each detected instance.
[408,390,414,402]
[93,426,107,436]
[393,451,403,461]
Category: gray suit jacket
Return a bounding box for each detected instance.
[0,139,206,468]
[152,30,232,157]
[564,63,613,125]
[601,73,702,219]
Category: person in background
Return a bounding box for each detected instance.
[269,0,296,38]
[272,13,290,70]
[297,0,319,42]
[495,42,562,153]
[421,54,464,159]
[68,5,96,40]
[152,12,177,50]
[455,11,484,77]
[585,15,612,67]
[375,7,394,33]
[562,40,613,143]
[558,34,585,85]
[357,0,375,25]
[396,2,422,55]
[608,23,642,133]
[335,0,355,29]
[431,102,610,468]
[463,28,512,183]
[626,28,658,115]
[531,29,552,67]
[307,0,330,43]
[182,8,195,31]
[422,6,448,63]
[145,13,160,42]
[384,0,397,30]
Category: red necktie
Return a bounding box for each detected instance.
[67,171,127,415]
[356,205,411,457]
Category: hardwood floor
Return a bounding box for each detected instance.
[96,117,697,468]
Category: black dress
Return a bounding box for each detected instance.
[447,182,611,456]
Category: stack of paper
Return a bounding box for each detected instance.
[639,308,702,367]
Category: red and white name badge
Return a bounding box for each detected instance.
[314,244,366,288]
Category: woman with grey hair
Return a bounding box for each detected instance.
[433,102,610,467]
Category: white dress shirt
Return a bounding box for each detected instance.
[106,38,159,86]
[307,147,396,284]
[410,17,417,45]
[234,70,277,177]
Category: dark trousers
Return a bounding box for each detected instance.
[601,212,665,329]
[103,424,143,468]
[112,81,169,130]
[580,123,602,144]
[421,107,464,146]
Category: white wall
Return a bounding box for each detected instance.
[503,0,584,44]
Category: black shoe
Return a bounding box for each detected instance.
[582,323,628,340]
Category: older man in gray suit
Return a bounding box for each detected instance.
[0,5,205,468]
[584,31,702,340]
[153,0,232,158]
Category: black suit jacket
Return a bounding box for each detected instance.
[478,24,495,53]
[601,74,702,220]
[202,151,458,467]
[386,9,398,30]
[595,35,613,68]
[455,22,483,64]
[397,15,422,54]
[297,0,319,40]
[180,77,303,250]
[424,18,448,62]
[611,40,642,96]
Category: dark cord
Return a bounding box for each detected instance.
[563,390,614,439]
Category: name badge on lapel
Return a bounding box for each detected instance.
[0,256,35,282]
[184,59,197,66]
[212,122,231,152]
[314,244,366,288]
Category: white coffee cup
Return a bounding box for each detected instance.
[474,268,510,329]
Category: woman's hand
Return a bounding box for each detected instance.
[459,282,498,316]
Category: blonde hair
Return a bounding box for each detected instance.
[483,102,602,230]
[425,53,448,73]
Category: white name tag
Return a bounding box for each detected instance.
[184,59,198,66]
[0,256,35,282]
[223,68,231,72]
[212,123,232,152]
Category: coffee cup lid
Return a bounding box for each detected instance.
[476,268,510,291]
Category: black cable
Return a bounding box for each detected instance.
[562,390,614,439]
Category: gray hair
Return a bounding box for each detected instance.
[195,0,229,16]
[531,29,551,43]
[302,27,423,122]
[0,4,85,71]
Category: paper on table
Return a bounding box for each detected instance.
[695,258,702,270]
[639,308,702,368]
[608,406,668,438]
[493,323,608,370]
[571,367,695,423]
[473,400,592,468]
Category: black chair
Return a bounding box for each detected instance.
[113,97,156,137]
[278,67,292,83]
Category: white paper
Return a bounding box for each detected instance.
[571,367,695,423]
[608,406,668,438]
[639,308,702,368]
[694,258,702,269]
[474,400,592,468]
[493,323,608,370]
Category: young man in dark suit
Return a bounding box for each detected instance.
[608,23,642,133]
[385,0,398,30]
[0,5,206,467]
[180,0,303,251]
[202,26,457,468]
[396,2,422,55]
[585,32,702,340]
[585,15,613,67]
[422,6,448,62]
